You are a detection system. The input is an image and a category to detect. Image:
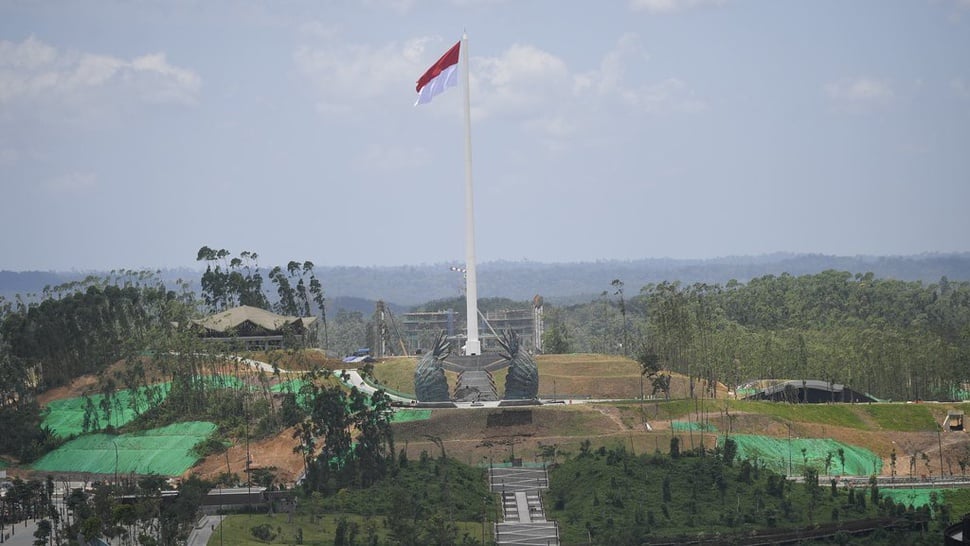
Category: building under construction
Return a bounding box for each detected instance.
[369,296,544,358]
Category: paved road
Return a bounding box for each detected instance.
[186,514,222,546]
[0,518,39,546]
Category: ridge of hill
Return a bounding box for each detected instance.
[14,352,970,501]
[2,252,969,306]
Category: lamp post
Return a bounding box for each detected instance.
[450,266,467,296]
[112,439,119,485]
[787,423,792,476]
[890,441,897,483]
[938,425,945,480]
[482,496,487,545]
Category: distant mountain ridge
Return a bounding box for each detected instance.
[2,253,969,308]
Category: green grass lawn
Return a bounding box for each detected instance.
[212,513,384,546]
[211,513,484,545]
[635,398,949,433]
[370,357,418,396]
[729,400,869,429]
[859,403,939,431]
[944,488,970,517]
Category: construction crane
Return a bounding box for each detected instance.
[373,300,409,357]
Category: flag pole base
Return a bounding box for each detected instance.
[463,339,481,356]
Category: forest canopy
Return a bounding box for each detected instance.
[545,271,970,402]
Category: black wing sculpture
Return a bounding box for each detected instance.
[498,329,538,400]
[414,331,451,402]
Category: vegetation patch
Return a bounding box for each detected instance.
[729,400,870,430]
[218,511,483,546]
[880,488,939,511]
[218,513,384,545]
[859,403,939,431]
[301,453,493,545]
[246,348,333,372]
[672,420,717,432]
[370,357,419,394]
[545,440,918,545]
[390,408,431,423]
[943,488,970,518]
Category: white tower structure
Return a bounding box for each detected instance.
[460,32,481,356]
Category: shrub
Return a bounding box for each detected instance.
[251,523,276,541]
[192,437,227,458]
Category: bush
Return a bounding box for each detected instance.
[250,523,277,541]
[192,436,227,458]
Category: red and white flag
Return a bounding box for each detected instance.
[415,41,460,106]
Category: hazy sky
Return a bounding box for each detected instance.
[2,0,969,272]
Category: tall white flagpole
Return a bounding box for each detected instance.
[461,32,481,356]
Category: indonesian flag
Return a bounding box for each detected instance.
[415,41,460,106]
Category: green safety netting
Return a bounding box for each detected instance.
[672,421,718,432]
[273,378,426,422]
[722,435,882,476]
[192,374,246,390]
[391,409,431,423]
[951,389,970,401]
[271,379,313,406]
[42,376,257,437]
[0,459,8,469]
[271,379,308,393]
[880,488,938,509]
[32,421,217,476]
[42,384,173,437]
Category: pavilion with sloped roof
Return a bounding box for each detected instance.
[191,305,318,349]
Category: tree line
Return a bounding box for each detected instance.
[547,437,944,545]
[0,247,412,543]
[544,271,970,401]
[1,474,209,546]
[0,247,332,462]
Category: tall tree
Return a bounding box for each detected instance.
[196,246,269,311]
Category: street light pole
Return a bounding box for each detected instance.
[787,423,792,476]
[938,425,945,480]
[482,496,487,545]
[113,439,119,485]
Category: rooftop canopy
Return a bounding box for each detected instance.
[192,305,317,339]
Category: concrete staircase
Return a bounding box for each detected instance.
[489,466,559,546]
[445,354,505,402]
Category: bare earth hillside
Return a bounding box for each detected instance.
[27,352,970,486]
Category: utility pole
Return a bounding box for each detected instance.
[938,425,945,480]
[787,423,793,476]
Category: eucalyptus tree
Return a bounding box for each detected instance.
[640,281,694,384]
[543,319,571,355]
[328,309,368,357]
[196,246,269,311]
[612,279,629,355]
[268,260,328,348]
[297,369,396,494]
[0,273,176,388]
[635,343,670,400]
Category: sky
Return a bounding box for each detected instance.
[1,0,969,272]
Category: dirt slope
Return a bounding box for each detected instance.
[190,426,306,484]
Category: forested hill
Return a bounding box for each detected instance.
[2,252,969,306]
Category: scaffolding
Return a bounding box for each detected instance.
[400,297,544,355]
[401,310,457,354]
